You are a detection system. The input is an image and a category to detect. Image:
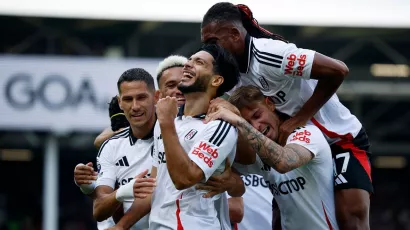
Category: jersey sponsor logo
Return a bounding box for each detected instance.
[116,177,134,187]
[269,90,287,104]
[185,129,198,141]
[115,156,130,167]
[191,141,219,168]
[116,173,152,187]
[258,76,269,90]
[290,129,311,144]
[267,177,306,196]
[242,174,268,188]
[284,54,307,76]
[158,151,167,164]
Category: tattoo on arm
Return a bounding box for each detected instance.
[236,119,313,173]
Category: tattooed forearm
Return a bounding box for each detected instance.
[236,119,313,173]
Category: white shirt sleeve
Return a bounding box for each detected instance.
[258,39,315,80]
[285,125,327,157]
[279,43,315,80]
[188,120,238,181]
[96,140,118,189]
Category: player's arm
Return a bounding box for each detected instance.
[112,166,157,229]
[92,141,149,221]
[206,107,313,174]
[276,46,349,145]
[93,186,122,222]
[161,118,238,190]
[94,127,116,149]
[196,165,245,198]
[301,52,349,120]
[236,119,313,173]
[228,197,244,224]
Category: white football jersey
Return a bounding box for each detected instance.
[231,35,362,144]
[96,127,154,230]
[150,113,238,230]
[234,125,338,230]
[227,174,273,230]
[97,218,115,230]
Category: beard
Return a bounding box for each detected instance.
[178,75,211,94]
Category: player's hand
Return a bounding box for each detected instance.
[156,96,179,124]
[205,105,242,126]
[116,169,156,202]
[133,169,156,199]
[278,117,307,146]
[74,162,97,185]
[208,98,241,116]
[195,159,233,198]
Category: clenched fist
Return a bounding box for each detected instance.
[156,96,179,124]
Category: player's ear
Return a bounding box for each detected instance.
[211,75,224,88]
[264,97,275,112]
[154,90,161,104]
[230,27,241,42]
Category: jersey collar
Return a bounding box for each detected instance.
[238,34,253,74]
[129,121,155,146]
[177,104,206,119]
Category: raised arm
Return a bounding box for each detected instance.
[278,52,349,145]
[237,119,313,173]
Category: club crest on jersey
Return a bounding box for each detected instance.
[185,129,198,141]
[258,76,269,90]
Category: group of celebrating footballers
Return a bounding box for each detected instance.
[73,2,372,230]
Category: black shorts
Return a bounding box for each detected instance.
[331,128,373,193]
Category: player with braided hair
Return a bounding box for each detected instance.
[202,2,372,230]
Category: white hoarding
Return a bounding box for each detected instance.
[0,55,161,132]
[0,0,409,28]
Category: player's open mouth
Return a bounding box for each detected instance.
[182,71,194,80]
[262,126,270,135]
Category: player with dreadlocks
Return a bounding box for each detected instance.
[201,2,372,230]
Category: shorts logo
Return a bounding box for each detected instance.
[258,76,269,90]
[290,129,311,144]
[185,129,198,141]
[191,141,219,168]
[284,54,307,76]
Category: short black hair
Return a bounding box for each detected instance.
[199,43,240,97]
[202,2,287,42]
[117,68,155,93]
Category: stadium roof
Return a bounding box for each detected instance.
[1,0,410,28]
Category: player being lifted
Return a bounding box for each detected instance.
[202,3,372,229]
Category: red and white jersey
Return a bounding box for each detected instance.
[150,114,238,230]
[96,127,153,230]
[231,35,362,143]
[228,174,273,230]
[234,125,338,230]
